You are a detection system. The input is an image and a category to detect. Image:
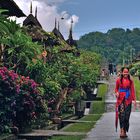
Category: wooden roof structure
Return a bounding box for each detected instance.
[51,18,75,52]
[0,0,26,17]
[52,19,65,40]
[23,3,61,47]
[24,25,60,46]
[23,14,42,28]
[66,19,77,47]
[23,3,42,28]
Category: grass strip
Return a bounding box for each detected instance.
[134,77,140,101]
[97,84,108,100]
[90,101,105,114]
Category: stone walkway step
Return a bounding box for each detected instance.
[83,112,140,140]
[33,130,86,136]
[18,130,86,140]
[96,80,109,85]
[105,100,140,104]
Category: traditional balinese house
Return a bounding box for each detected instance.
[23,3,59,47]
[23,3,42,28]
[52,18,75,53]
[23,4,45,43]
[0,0,25,17]
[23,2,74,53]
[65,18,80,56]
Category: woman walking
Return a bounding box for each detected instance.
[115,67,136,138]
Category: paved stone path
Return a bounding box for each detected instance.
[84,112,140,140]
[105,75,116,112]
[84,75,140,140]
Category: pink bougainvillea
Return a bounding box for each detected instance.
[0,67,46,133]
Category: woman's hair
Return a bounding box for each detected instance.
[120,67,132,84]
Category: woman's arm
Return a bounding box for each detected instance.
[131,80,136,110]
[115,78,120,98]
[131,80,136,101]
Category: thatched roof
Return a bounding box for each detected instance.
[24,25,45,40]
[0,0,26,17]
[52,19,65,40]
[24,25,74,52]
[66,21,77,47]
[52,27,74,52]
[66,29,77,47]
[60,44,74,53]
[23,14,42,28]
[24,25,60,46]
[24,16,74,52]
[66,38,77,47]
[52,27,65,40]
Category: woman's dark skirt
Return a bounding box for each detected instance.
[118,99,132,132]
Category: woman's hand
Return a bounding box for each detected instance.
[115,92,119,98]
[133,100,137,111]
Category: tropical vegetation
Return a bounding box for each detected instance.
[0,9,102,134]
[78,28,140,64]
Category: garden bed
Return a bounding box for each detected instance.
[49,84,108,140]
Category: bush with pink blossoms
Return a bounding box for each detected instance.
[0,67,46,134]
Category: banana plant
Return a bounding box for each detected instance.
[0,10,42,74]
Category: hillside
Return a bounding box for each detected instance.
[78,28,140,64]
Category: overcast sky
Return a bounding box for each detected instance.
[14,0,140,39]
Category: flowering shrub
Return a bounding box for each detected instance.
[0,67,46,133]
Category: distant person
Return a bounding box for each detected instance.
[115,67,136,138]
[108,63,113,75]
[113,64,117,75]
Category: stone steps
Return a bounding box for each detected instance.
[18,130,86,140]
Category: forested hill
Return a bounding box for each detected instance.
[77,28,140,64]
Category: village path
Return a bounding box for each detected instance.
[83,75,140,140]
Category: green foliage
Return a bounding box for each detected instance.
[78,28,140,64]
[0,10,102,126]
[0,10,11,36]
[134,77,140,101]
[4,31,41,74]
[27,47,101,115]
[130,62,140,76]
[0,13,42,75]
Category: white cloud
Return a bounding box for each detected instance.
[37,0,67,5]
[13,0,79,39]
